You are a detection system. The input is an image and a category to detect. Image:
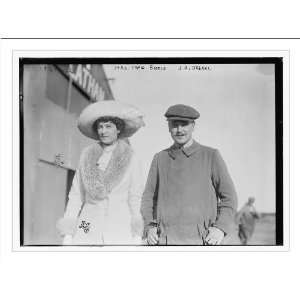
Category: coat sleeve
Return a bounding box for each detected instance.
[56,169,85,236]
[140,153,159,226]
[127,154,145,217]
[127,154,145,237]
[211,149,238,234]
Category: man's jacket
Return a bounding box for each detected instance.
[141,141,238,245]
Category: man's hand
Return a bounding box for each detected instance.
[147,226,159,245]
[205,226,225,245]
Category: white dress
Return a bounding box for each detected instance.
[57,140,144,245]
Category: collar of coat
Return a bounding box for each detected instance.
[79,139,133,202]
[167,140,200,159]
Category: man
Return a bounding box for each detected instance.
[236,197,259,245]
[141,104,238,245]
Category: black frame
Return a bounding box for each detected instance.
[19,57,283,246]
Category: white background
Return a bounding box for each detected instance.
[0,6,298,300]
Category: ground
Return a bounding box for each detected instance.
[223,213,276,245]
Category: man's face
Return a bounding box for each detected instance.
[168,119,195,146]
[97,121,120,145]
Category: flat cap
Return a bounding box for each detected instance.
[165,104,200,121]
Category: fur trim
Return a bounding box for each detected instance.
[80,139,133,201]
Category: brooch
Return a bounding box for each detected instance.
[79,220,91,233]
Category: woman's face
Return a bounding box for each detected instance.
[97,121,120,145]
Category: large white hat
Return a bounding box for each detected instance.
[78,100,145,140]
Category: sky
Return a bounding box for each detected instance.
[104,63,276,212]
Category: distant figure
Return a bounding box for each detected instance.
[236,197,259,245]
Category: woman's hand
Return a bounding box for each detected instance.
[62,234,73,245]
[131,215,144,237]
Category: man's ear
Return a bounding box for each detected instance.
[167,121,172,132]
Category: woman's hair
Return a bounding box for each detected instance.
[93,116,126,137]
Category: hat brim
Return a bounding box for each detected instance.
[166,116,196,121]
[78,100,145,140]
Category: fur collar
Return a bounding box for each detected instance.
[79,139,133,201]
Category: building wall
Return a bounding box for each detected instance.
[23,64,112,245]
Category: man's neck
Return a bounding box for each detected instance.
[175,139,194,149]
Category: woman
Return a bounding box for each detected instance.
[57,100,145,245]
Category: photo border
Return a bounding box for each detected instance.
[12,49,289,252]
